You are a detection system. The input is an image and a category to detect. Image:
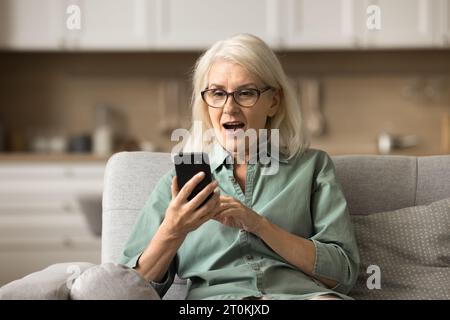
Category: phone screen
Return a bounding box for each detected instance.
[174,152,214,206]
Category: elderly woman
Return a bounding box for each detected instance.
[120,34,360,300]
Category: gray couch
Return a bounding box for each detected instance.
[2,151,449,299]
[102,151,450,300]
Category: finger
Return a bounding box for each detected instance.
[199,203,222,226]
[220,195,236,203]
[220,199,242,211]
[207,194,225,218]
[213,202,230,215]
[202,191,221,215]
[212,210,236,226]
[194,191,220,221]
[220,206,236,216]
[187,180,219,211]
[171,176,179,199]
[219,199,238,209]
[221,215,238,228]
[210,208,224,222]
[177,171,206,203]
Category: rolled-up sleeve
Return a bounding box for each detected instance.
[118,169,177,298]
[309,151,360,294]
[122,252,176,298]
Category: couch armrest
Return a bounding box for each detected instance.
[0,262,95,300]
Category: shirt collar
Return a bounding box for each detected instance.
[208,140,288,173]
[209,141,233,172]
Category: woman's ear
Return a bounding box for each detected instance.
[268,88,280,117]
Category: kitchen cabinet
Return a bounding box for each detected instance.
[154,0,280,49]
[76,0,156,50]
[0,161,104,286]
[361,0,441,48]
[443,0,450,45]
[0,0,155,50]
[0,0,64,50]
[281,0,357,49]
[1,0,450,50]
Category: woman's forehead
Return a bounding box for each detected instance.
[207,60,260,86]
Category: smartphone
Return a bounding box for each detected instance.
[174,152,214,207]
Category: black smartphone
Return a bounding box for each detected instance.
[174,152,214,207]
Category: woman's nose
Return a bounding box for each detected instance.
[222,94,240,114]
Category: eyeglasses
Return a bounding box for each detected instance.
[201,86,273,108]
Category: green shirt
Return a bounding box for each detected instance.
[119,142,360,300]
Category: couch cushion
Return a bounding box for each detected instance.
[0,262,95,300]
[70,263,160,300]
[349,197,450,299]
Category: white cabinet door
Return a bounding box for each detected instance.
[155,0,280,50]
[76,0,156,49]
[281,0,356,49]
[442,0,450,45]
[362,0,438,47]
[0,0,64,49]
[0,162,104,285]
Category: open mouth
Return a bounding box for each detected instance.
[222,121,245,131]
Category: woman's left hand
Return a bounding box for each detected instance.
[214,195,264,234]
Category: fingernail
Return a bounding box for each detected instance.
[198,172,205,177]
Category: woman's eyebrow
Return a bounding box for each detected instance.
[209,82,258,89]
[209,83,225,89]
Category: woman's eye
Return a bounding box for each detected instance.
[238,90,256,97]
[212,90,226,97]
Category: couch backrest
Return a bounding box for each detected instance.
[332,154,450,214]
[102,151,450,264]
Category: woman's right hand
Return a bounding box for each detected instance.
[160,172,220,239]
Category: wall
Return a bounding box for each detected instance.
[0,50,449,155]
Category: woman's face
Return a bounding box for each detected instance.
[206,60,279,155]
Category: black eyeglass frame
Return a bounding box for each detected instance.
[201,86,274,108]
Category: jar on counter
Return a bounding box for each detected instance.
[93,105,114,157]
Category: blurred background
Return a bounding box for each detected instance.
[0,0,450,285]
